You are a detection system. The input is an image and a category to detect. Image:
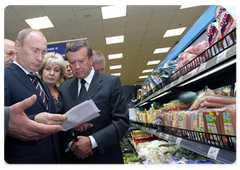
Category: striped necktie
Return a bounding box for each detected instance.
[28,73,48,109]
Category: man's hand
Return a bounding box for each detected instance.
[35,112,67,125]
[71,136,93,159]
[73,122,93,132]
[7,94,63,141]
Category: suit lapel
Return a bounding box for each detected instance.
[87,71,103,100]
[9,64,48,111]
[69,77,79,104]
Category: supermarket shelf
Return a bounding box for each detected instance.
[133,29,237,107]
[131,122,236,164]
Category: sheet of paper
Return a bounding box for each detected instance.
[61,99,100,131]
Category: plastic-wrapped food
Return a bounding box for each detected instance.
[182,53,197,66]
[194,40,208,55]
[184,46,196,54]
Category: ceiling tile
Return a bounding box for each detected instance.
[56,24,81,36]
[74,8,102,23]
[4,6,22,22]
[79,21,103,32]
[127,5,154,16]
[150,11,177,24]
[48,12,78,27]
[126,14,151,26]
[5,20,29,34]
[103,17,126,30]
[42,5,73,15]
[11,5,46,19]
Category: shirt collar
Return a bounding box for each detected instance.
[13,60,31,75]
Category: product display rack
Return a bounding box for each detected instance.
[131,121,236,164]
[129,28,236,164]
[132,29,236,108]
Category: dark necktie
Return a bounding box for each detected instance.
[28,73,48,109]
[78,79,87,103]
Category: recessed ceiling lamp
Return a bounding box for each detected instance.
[108,53,123,60]
[25,16,54,29]
[139,75,148,79]
[109,65,122,70]
[180,2,205,9]
[163,27,186,38]
[106,35,124,45]
[153,47,171,54]
[111,73,121,76]
[142,69,154,73]
[147,60,161,65]
[101,5,127,20]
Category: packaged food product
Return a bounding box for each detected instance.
[178,111,189,130]
[218,107,235,135]
[215,3,237,23]
[184,46,196,54]
[219,10,236,47]
[194,40,208,56]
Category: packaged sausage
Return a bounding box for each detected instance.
[184,46,196,54]
[197,109,207,133]
[178,111,189,129]
[171,111,179,133]
[228,105,236,134]
[189,110,198,131]
[189,91,205,110]
[217,106,236,145]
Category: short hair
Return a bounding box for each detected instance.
[16,28,46,45]
[65,40,92,59]
[37,52,66,80]
[93,50,105,64]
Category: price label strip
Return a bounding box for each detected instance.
[165,134,169,140]
[216,50,227,64]
[207,146,220,160]
[175,137,182,145]
[199,62,207,72]
[191,67,198,77]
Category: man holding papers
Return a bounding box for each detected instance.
[57,41,130,164]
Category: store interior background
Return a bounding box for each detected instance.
[4,5,236,105]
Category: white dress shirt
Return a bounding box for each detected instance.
[66,67,98,152]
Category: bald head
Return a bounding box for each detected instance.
[4,39,16,67]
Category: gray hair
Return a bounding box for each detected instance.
[37,52,66,80]
[93,50,105,64]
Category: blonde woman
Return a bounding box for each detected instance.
[38,52,66,105]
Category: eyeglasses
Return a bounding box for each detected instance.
[5,51,16,57]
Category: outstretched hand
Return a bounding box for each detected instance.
[7,94,63,141]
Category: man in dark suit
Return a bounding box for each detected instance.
[4,28,67,163]
[57,41,130,164]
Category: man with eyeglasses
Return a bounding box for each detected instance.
[4,39,16,67]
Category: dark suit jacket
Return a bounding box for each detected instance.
[4,63,60,164]
[2,106,10,146]
[57,70,130,164]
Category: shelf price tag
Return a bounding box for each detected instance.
[151,129,157,134]
[199,62,207,72]
[178,76,183,83]
[191,68,198,77]
[165,134,169,140]
[207,146,220,160]
[216,50,227,64]
[175,137,182,145]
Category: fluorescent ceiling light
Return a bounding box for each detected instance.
[25,16,54,29]
[111,73,121,76]
[147,60,161,65]
[101,5,127,20]
[142,69,154,73]
[163,27,186,38]
[180,2,205,9]
[139,75,148,79]
[153,47,171,54]
[106,35,124,44]
[109,65,122,70]
[108,53,123,60]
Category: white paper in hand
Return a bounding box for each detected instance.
[61,99,100,131]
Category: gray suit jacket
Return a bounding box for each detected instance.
[57,70,130,164]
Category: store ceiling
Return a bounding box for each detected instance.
[4,5,210,86]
